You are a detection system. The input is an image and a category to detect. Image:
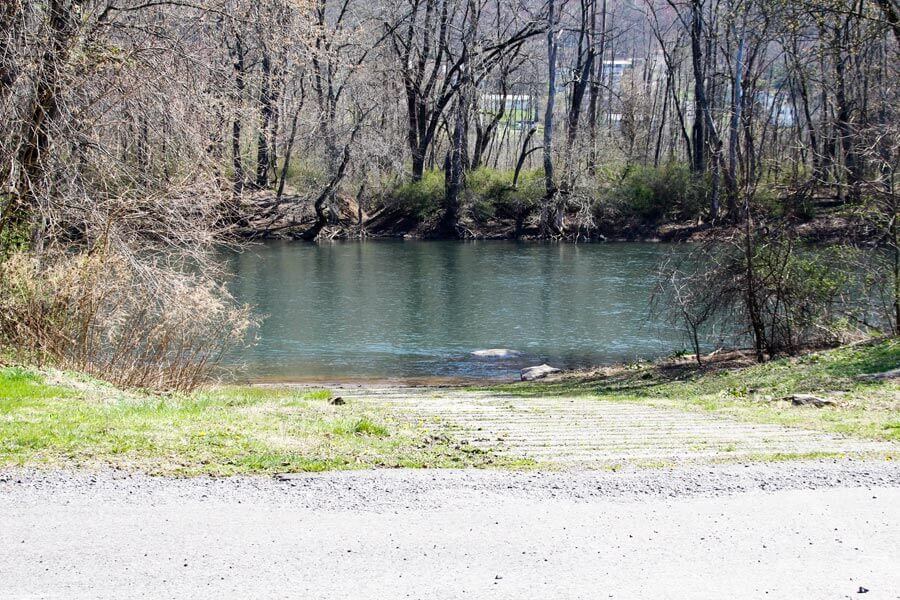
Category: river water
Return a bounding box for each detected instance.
[223,240,691,381]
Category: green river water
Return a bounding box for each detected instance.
[223,240,696,381]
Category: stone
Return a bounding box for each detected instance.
[855,367,900,382]
[521,364,562,381]
[787,394,836,408]
[472,348,521,358]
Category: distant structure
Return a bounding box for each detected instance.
[478,59,642,129]
[757,90,796,127]
[601,59,633,87]
[480,94,536,129]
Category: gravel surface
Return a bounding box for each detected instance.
[3,460,900,509]
[2,461,900,599]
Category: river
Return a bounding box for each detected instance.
[223,240,692,381]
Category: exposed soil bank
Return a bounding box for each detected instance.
[236,191,876,244]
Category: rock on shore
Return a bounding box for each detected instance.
[521,364,562,381]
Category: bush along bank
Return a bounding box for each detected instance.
[238,163,888,244]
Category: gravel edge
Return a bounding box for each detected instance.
[2,459,900,511]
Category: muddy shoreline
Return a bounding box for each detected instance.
[234,191,876,245]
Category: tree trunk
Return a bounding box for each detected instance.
[5,0,73,243]
[442,0,477,236]
[725,32,745,218]
[689,0,707,177]
[587,0,607,175]
[832,38,861,203]
[276,106,301,202]
[256,50,273,188]
[541,0,560,238]
[0,0,21,98]
[471,78,508,171]
[892,196,900,334]
[230,35,246,197]
[443,97,467,236]
[296,144,352,242]
[563,0,595,189]
[875,0,900,47]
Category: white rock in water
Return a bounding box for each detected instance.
[521,364,562,381]
[471,348,521,358]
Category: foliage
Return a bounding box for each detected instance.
[599,164,708,223]
[0,210,29,259]
[465,167,543,222]
[281,160,329,190]
[466,167,510,221]
[655,229,882,359]
[389,170,445,221]
[385,167,545,225]
[755,179,815,221]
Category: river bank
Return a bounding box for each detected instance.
[234,190,874,244]
[2,340,897,476]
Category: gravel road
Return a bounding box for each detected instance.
[2,461,899,599]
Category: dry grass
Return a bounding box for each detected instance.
[0,250,253,392]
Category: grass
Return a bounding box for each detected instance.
[484,338,900,443]
[0,372,503,476]
[0,367,76,400]
[2,340,896,475]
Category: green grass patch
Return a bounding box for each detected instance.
[302,388,334,401]
[330,417,389,437]
[0,371,504,475]
[0,367,75,401]
[484,339,900,443]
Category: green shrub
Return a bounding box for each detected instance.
[602,164,707,223]
[466,167,543,222]
[466,167,510,199]
[502,168,544,209]
[390,169,445,220]
[386,167,544,224]
[754,183,815,221]
[466,167,509,221]
[282,160,328,189]
[0,201,30,258]
[657,233,879,359]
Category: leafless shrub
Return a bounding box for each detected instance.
[0,249,254,392]
[652,255,725,364]
[654,229,883,362]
